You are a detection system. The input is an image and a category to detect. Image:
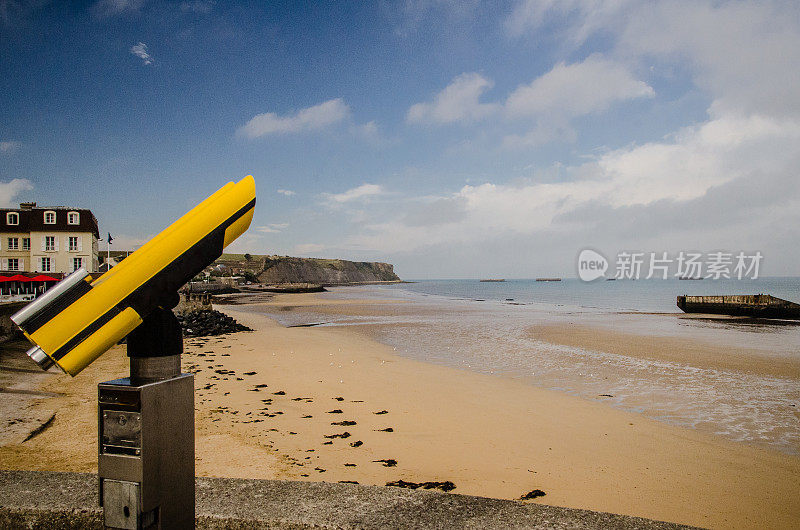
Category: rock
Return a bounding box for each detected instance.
[176,309,252,338]
[324,432,351,439]
[520,489,546,500]
[386,480,456,492]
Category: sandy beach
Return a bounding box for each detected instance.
[1,293,799,529]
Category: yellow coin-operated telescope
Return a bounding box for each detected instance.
[11,175,255,530]
[12,175,256,376]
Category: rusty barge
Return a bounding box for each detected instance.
[676,294,800,320]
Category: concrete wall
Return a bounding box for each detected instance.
[0,470,690,530]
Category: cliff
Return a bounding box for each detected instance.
[258,257,400,285]
[217,255,401,286]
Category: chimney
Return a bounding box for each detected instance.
[19,202,36,210]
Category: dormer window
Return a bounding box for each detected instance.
[6,212,19,225]
[68,211,80,225]
[44,211,56,224]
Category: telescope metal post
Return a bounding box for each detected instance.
[98,307,195,529]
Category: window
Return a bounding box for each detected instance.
[6,212,19,225]
[68,236,79,251]
[45,236,55,251]
[44,211,56,224]
[7,237,18,250]
[68,212,79,225]
[40,257,51,272]
[22,238,30,251]
[72,257,83,272]
[7,258,19,271]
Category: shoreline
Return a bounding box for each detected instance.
[0,296,798,528]
[528,321,800,380]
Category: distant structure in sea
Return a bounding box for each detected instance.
[479,279,505,282]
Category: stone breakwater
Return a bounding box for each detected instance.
[176,309,252,337]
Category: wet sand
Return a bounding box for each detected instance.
[1,299,799,529]
[529,320,800,380]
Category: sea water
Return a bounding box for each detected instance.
[256,278,800,454]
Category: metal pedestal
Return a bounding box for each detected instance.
[98,308,194,529]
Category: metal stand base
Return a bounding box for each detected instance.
[98,308,194,529]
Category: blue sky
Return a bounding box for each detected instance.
[1,1,799,278]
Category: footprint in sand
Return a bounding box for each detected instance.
[273,391,286,395]
[375,427,394,432]
[373,459,397,467]
[344,463,356,467]
[327,409,343,414]
[350,440,363,447]
[374,410,388,415]
[334,397,344,401]
[331,420,356,426]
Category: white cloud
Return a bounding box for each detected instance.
[501,120,577,148]
[294,243,325,255]
[0,141,20,154]
[505,54,654,118]
[393,0,481,36]
[352,120,382,141]
[130,42,153,65]
[617,1,800,119]
[406,57,651,144]
[256,223,289,233]
[505,0,800,119]
[407,73,498,124]
[238,99,350,138]
[93,0,146,18]
[341,113,800,254]
[277,189,296,196]
[505,0,632,42]
[324,183,385,203]
[0,179,33,208]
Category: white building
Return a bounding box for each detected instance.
[0,202,99,274]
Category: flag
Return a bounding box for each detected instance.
[107,233,114,244]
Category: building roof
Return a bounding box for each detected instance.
[0,205,99,238]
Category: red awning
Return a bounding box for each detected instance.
[31,275,59,282]
[0,276,9,282]
[7,274,32,282]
